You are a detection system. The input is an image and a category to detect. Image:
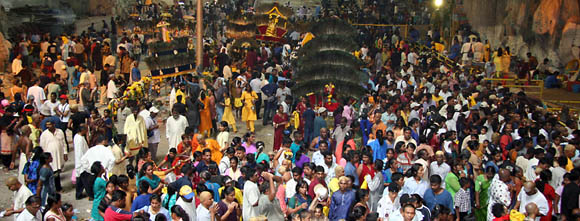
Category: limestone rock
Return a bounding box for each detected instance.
[532,0,561,35]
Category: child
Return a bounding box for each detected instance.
[97,176,118,218]
[157,148,178,169]
[454,177,471,221]
[103,109,114,142]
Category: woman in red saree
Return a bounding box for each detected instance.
[357,151,375,185]
[273,105,288,151]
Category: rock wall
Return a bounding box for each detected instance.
[462,0,580,68]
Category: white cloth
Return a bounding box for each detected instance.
[242,180,260,220]
[166,115,188,149]
[516,156,530,175]
[285,178,298,199]
[27,86,46,109]
[487,175,512,221]
[15,209,41,221]
[275,87,291,104]
[322,162,337,185]
[13,185,33,221]
[57,103,70,122]
[43,100,58,116]
[12,58,22,74]
[430,162,451,186]
[40,129,67,171]
[402,178,430,198]
[106,80,118,99]
[377,194,400,219]
[525,158,540,181]
[389,208,423,221]
[79,144,115,174]
[249,78,262,94]
[517,189,549,221]
[73,134,89,174]
[175,198,197,221]
[218,156,230,175]
[196,205,211,221]
[550,167,567,188]
[217,131,229,150]
[146,116,160,144]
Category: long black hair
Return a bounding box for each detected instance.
[43,193,61,218]
[535,169,552,193]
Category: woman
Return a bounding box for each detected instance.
[23,146,44,194]
[97,179,117,218]
[242,132,256,154]
[475,166,495,221]
[536,170,556,221]
[62,203,77,221]
[221,91,237,133]
[402,164,429,197]
[357,151,375,185]
[501,47,511,76]
[382,158,402,186]
[44,193,66,221]
[288,180,312,215]
[137,162,165,194]
[216,186,241,221]
[366,160,384,211]
[392,117,405,138]
[136,194,170,220]
[37,152,55,207]
[91,161,107,221]
[198,90,212,136]
[110,134,129,176]
[240,84,258,132]
[88,109,106,146]
[353,189,370,216]
[225,156,242,181]
[294,147,310,169]
[273,104,288,151]
[445,159,464,198]
[397,142,415,172]
[493,48,504,77]
[171,205,190,221]
[217,121,230,151]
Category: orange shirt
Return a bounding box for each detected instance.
[371,122,386,139]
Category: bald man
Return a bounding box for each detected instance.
[4,176,33,220]
[514,182,549,221]
[525,202,539,220]
[196,191,217,221]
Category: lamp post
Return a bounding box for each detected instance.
[196,0,203,70]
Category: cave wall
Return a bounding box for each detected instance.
[462,0,580,68]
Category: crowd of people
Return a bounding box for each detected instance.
[0,1,580,221]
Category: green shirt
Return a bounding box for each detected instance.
[92,177,107,221]
[445,172,460,198]
[475,174,491,206]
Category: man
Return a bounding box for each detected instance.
[285,167,303,199]
[395,127,418,146]
[332,117,350,146]
[39,121,67,191]
[487,169,512,221]
[302,103,316,144]
[12,54,23,76]
[196,149,217,173]
[312,141,334,167]
[261,79,278,125]
[381,105,397,131]
[166,108,188,150]
[80,135,115,175]
[146,106,160,162]
[310,128,333,151]
[243,167,260,220]
[275,81,291,105]
[219,148,235,175]
[429,151,451,186]
[423,175,454,213]
[116,101,131,134]
[329,176,355,220]
[5,177,33,220]
[372,114,387,138]
[389,194,422,221]
[73,126,91,200]
[312,108,327,139]
[53,56,67,80]
[308,166,328,197]
[377,182,401,219]
[175,185,197,221]
[196,191,218,221]
[320,151,337,184]
[258,172,284,220]
[104,190,137,220]
[344,151,360,186]
[106,74,118,102]
[15,196,42,221]
[249,74,263,118]
[124,106,148,156]
[200,171,221,202]
[514,182,549,221]
[560,171,580,220]
[170,163,194,191]
[27,79,46,109]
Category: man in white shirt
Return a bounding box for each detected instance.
[312,142,335,167]
[377,183,401,219]
[430,151,451,186]
[243,168,260,220]
[4,177,33,221]
[176,185,197,221]
[515,182,549,221]
[27,79,46,109]
[196,191,217,221]
[249,76,263,117]
[15,196,42,221]
[388,194,423,221]
[550,156,568,188]
[275,81,291,105]
[166,109,189,150]
[106,75,118,100]
[146,107,161,162]
[12,54,23,75]
[394,127,418,146]
[80,135,115,175]
[73,126,91,200]
[43,93,59,116]
[53,56,67,79]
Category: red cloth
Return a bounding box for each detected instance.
[104,206,132,221]
[540,183,556,221]
[308,178,327,197]
[359,163,375,185]
[273,113,288,151]
[493,215,510,221]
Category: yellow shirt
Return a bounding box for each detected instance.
[218,186,243,207]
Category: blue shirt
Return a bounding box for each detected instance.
[329,189,355,221]
[303,109,315,128]
[131,67,141,82]
[402,178,430,198]
[131,194,152,212]
[369,139,389,162]
[312,116,326,138]
[290,142,301,162]
[360,119,373,145]
[344,162,359,186]
[423,188,455,214]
